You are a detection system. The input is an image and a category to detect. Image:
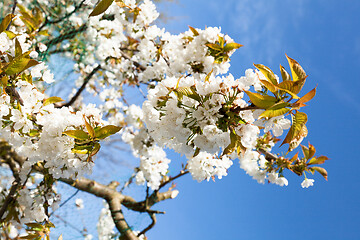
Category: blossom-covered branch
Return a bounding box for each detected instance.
[0,0,328,239]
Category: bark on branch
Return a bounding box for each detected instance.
[0,139,183,239]
[258,148,278,161]
[0,140,22,221]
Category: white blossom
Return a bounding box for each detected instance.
[301,178,315,188]
[75,198,84,209]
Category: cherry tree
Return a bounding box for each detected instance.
[0,0,328,239]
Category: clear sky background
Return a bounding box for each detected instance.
[141,1,360,239]
[48,1,360,239]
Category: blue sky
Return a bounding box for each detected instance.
[143,1,360,239]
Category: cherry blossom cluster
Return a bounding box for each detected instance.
[0,79,102,180]
[142,71,291,184]
[121,108,171,190]
[0,25,114,225]
[16,0,313,189]
[0,0,328,238]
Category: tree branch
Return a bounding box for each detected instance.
[11,0,17,15]
[108,197,138,240]
[0,140,22,221]
[233,104,260,113]
[57,64,102,108]
[0,180,19,221]
[0,139,183,239]
[120,50,146,71]
[138,213,156,237]
[38,1,87,32]
[158,170,189,190]
[49,189,80,217]
[52,214,87,236]
[258,148,278,161]
[42,24,88,49]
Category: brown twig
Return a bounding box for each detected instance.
[120,50,146,71]
[0,141,21,221]
[57,65,102,108]
[158,170,189,190]
[258,148,278,161]
[138,213,156,237]
[53,214,86,236]
[233,104,260,113]
[11,0,17,15]
[3,0,18,32]
[119,172,136,193]
[0,180,19,221]
[49,189,80,217]
[37,0,87,32]
[0,140,183,240]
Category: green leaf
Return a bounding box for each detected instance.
[38,30,49,36]
[277,81,300,99]
[24,59,39,71]
[293,111,308,126]
[21,72,33,83]
[84,116,95,138]
[74,145,91,151]
[188,26,199,36]
[206,43,222,51]
[254,63,278,85]
[15,38,22,57]
[7,53,14,62]
[18,4,38,32]
[174,86,201,102]
[259,79,277,93]
[73,144,93,152]
[4,30,16,39]
[285,54,306,82]
[193,147,200,157]
[43,96,64,106]
[89,0,114,17]
[259,102,290,119]
[95,125,122,139]
[29,129,40,137]
[63,130,90,140]
[280,64,291,82]
[223,131,244,155]
[281,112,308,148]
[288,124,308,152]
[218,35,225,48]
[5,55,30,75]
[245,91,278,109]
[72,148,89,154]
[292,77,307,94]
[46,221,55,228]
[223,42,243,52]
[90,142,101,156]
[25,223,44,229]
[309,156,329,165]
[32,7,44,27]
[0,14,15,33]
